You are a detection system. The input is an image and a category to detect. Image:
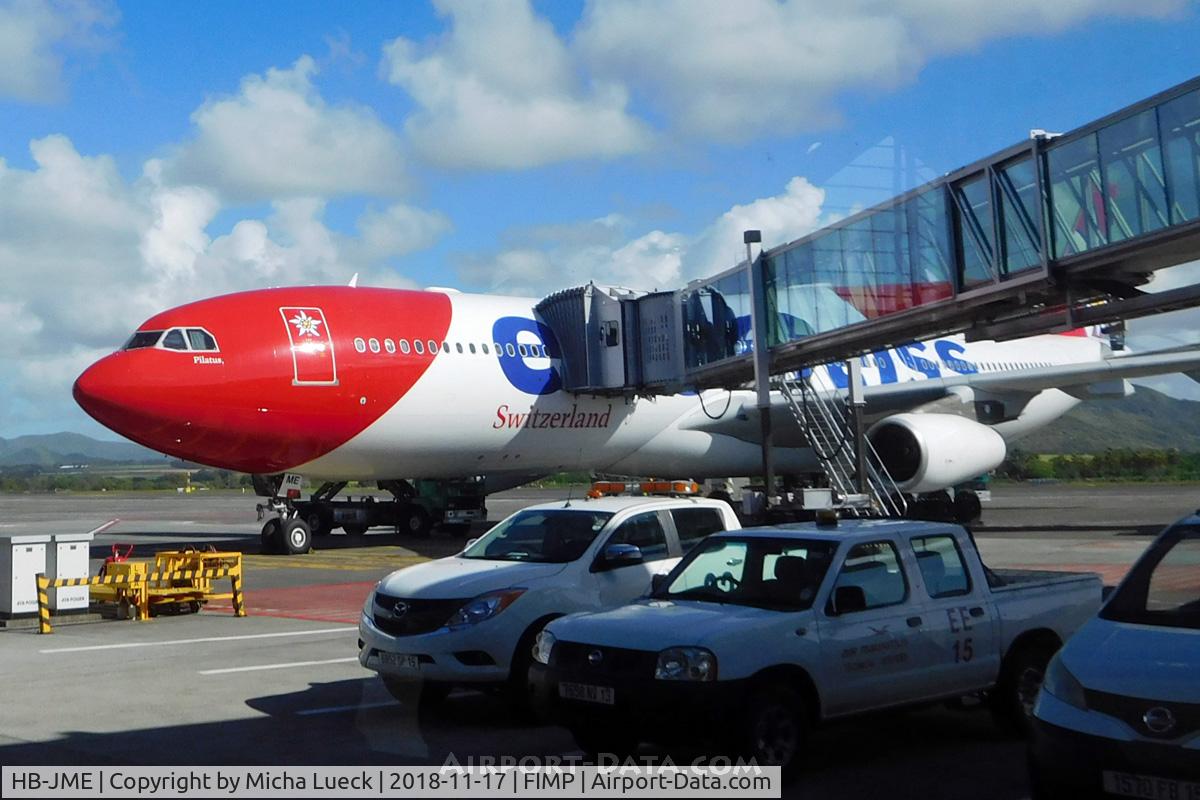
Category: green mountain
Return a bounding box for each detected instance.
[0,433,164,467]
[1019,385,1200,454]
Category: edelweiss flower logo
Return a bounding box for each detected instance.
[290,311,323,338]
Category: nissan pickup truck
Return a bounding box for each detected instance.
[530,518,1102,771]
[358,495,740,707]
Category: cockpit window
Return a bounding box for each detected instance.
[187,329,217,351]
[161,329,187,350]
[123,330,164,350]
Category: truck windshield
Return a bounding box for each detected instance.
[1101,524,1200,630]
[461,509,613,563]
[655,536,837,611]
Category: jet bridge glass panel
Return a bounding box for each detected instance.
[1160,88,1200,225]
[682,270,751,369]
[760,186,954,348]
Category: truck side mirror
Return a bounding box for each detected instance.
[831,585,867,615]
[464,538,479,550]
[650,573,669,595]
[594,543,643,571]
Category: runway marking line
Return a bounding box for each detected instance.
[297,701,397,716]
[87,518,121,536]
[199,656,360,675]
[40,626,356,654]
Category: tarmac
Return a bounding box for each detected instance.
[0,482,1194,798]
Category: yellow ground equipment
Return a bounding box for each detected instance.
[35,546,246,634]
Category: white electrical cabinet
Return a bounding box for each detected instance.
[0,533,51,616]
[47,532,93,610]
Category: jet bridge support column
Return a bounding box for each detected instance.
[744,230,775,505]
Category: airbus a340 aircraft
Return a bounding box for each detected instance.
[73,285,1200,550]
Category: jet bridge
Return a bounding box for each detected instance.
[535,74,1200,516]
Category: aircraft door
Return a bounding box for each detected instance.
[280,307,338,386]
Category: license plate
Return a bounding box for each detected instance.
[1103,771,1200,800]
[559,681,614,705]
[378,652,420,671]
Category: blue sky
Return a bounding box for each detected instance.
[1,0,1199,438]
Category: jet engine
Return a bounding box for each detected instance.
[868,413,1006,494]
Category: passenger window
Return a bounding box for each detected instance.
[505,343,516,357]
[354,338,366,353]
[456,342,464,354]
[162,329,187,350]
[671,539,747,592]
[414,340,425,354]
[606,512,670,562]
[493,342,502,355]
[186,329,216,351]
[384,339,396,354]
[469,343,477,354]
[830,541,908,613]
[399,339,411,354]
[911,535,971,598]
[518,343,529,357]
[369,338,380,353]
[428,340,439,354]
[670,508,726,553]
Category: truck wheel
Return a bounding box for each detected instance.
[304,507,332,537]
[954,491,982,524]
[741,685,806,776]
[260,519,282,554]
[281,519,313,555]
[991,640,1056,736]
[342,523,368,536]
[402,508,432,538]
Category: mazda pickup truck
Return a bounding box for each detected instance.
[530,518,1102,771]
[359,495,739,706]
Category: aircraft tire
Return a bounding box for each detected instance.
[954,490,982,524]
[304,507,332,537]
[281,518,313,555]
[260,518,282,554]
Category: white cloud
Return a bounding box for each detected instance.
[0,0,116,103]
[381,0,652,169]
[456,176,820,295]
[169,56,408,200]
[576,0,1183,140]
[0,134,443,435]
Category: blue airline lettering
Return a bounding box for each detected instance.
[492,316,562,395]
[934,339,978,374]
[895,341,941,379]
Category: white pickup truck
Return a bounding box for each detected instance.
[530,518,1102,771]
[358,495,740,706]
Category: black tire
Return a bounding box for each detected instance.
[741,684,807,777]
[342,523,369,536]
[507,619,554,721]
[954,491,982,524]
[260,518,282,554]
[991,640,1057,736]
[381,677,451,710]
[304,506,332,537]
[281,518,313,555]
[401,507,432,538]
[568,724,638,760]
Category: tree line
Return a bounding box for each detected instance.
[0,468,253,493]
[998,448,1200,481]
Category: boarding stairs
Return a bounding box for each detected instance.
[776,373,907,518]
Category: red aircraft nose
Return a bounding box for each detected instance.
[73,354,146,440]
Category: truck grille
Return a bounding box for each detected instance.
[372,594,464,637]
[552,642,656,680]
[1084,689,1200,740]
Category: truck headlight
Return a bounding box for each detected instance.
[655,647,716,681]
[1041,652,1088,710]
[532,630,556,665]
[446,589,525,629]
[362,582,381,617]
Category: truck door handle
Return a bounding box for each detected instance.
[906,616,923,628]
[969,606,985,618]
